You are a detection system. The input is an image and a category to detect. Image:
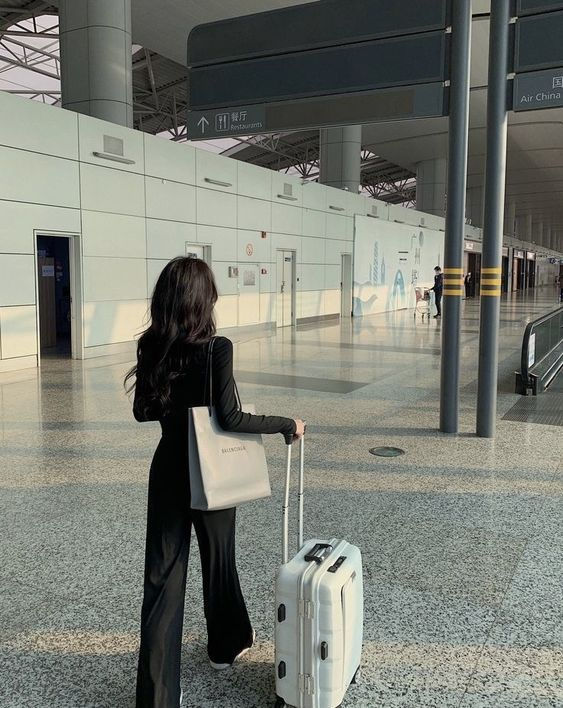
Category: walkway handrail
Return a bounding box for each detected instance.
[515,305,563,395]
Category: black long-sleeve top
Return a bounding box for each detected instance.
[133,336,296,440]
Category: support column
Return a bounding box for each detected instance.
[439,0,472,434]
[59,0,133,127]
[476,0,510,439]
[416,158,448,216]
[466,185,484,227]
[526,214,533,242]
[534,220,544,246]
[319,125,362,193]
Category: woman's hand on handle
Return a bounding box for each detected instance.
[293,419,306,442]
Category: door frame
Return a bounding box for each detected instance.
[340,252,353,318]
[34,231,83,362]
[276,249,296,328]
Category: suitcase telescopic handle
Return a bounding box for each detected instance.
[282,433,305,564]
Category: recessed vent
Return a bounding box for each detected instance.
[103,135,124,157]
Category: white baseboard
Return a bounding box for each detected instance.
[0,355,37,374]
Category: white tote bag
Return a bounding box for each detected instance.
[188,339,272,511]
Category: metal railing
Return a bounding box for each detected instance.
[515,305,563,395]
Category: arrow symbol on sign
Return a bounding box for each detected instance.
[198,116,209,134]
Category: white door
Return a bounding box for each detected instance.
[276,251,294,327]
[341,253,353,317]
[238,264,260,326]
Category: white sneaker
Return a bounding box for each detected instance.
[209,630,256,671]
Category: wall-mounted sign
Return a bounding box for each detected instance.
[261,231,267,239]
[526,251,536,260]
[41,265,54,277]
[502,247,509,257]
[465,241,475,250]
[228,266,239,278]
[261,268,268,275]
[243,269,256,286]
[513,67,563,111]
[515,250,525,258]
[246,243,254,256]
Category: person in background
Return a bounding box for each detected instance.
[431,266,444,318]
[125,257,305,708]
[464,272,472,299]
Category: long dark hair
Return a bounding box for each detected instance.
[124,257,218,417]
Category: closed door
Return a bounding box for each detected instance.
[276,251,294,327]
[238,264,260,326]
[341,253,352,318]
[37,256,57,349]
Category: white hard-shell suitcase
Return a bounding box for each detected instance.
[275,437,363,708]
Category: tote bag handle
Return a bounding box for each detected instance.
[204,337,242,412]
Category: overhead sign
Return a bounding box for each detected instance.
[513,67,563,111]
[187,84,446,140]
[517,0,563,16]
[515,9,563,72]
[186,0,451,139]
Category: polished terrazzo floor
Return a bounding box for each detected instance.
[1,288,562,708]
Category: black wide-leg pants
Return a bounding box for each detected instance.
[136,438,253,708]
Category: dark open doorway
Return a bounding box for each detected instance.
[37,235,72,358]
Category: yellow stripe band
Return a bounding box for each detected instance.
[444,268,464,274]
[480,291,501,297]
[480,278,502,285]
[443,289,463,295]
[482,267,502,274]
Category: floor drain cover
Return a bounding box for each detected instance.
[369,446,405,458]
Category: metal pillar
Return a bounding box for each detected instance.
[59,0,133,127]
[476,0,511,439]
[440,0,472,434]
[319,125,362,193]
[416,158,448,216]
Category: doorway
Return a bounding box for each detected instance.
[467,252,481,297]
[276,250,295,328]
[36,234,80,359]
[502,256,509,293]
[341,253,353,318]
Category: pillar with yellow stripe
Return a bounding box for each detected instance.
[480,267,502,297]
[443,267,464,297]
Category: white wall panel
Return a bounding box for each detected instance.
[0,201,80,254]
[237,196,271,232]
[144,134,196,184]
[82,211,146,258]
[145,177,196,223]
[215,295,238,329]
[298,264,325,291]
[272,173,303,206]
[325,239,351,265]
[297,291,323,319]
[260,293,275,323]
[0,146,80,208]
[0,92,78,160]
[80,163,144,216]
[83,257,147,302]
[196,149,238,193]
[197,189,237,228]
[83,300,148,347]
[303,209,326,239]
[146,219,197,259]
[325,186,350,215]
[326,213,350,240]
[238,161,271,201]
[0,254,35,306]
[323,290,341,315]
[325,265,342,289]
[272,203,302,236]
[301,236,325,265]
[78,114,144,173]
[197,225,237,261]
[0,305,37,358]
[237,229,271,263]
[258,264,274,294]
[302,182,325,211]
[213,262,239,296]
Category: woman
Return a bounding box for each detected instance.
[125,257,305,707]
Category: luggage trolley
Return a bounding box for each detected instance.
[414,286,431,322]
